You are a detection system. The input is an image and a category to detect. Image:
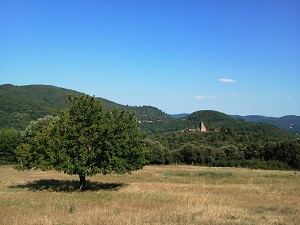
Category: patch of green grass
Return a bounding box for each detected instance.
[161,170,233,178]
[68,202,76,213]
[253,205,296,216]
[253,205,278,214]
[162,170,191,177]
[194,171,233,178]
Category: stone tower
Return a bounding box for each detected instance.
[199,121,207,132]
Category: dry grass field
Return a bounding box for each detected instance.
[0,165,299,225]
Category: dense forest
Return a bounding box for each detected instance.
[145,110,299,170]
[0,84,299,170]
[146,127,299,170]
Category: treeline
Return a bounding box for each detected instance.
[1,108,299,171]
[145,131,300,170]
[1,124,300,170]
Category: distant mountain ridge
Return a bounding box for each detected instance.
[170,113,189,119]
[0,84,298,136]
[172,113,300,135]
[230,115,300,135]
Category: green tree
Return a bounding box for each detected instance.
[0,128,22,164]
[179,143,204,165]
[16,95,148,190]
[145,138,172,164]
[276,140,300,169]
[24,115,58,139]
[221,145,244,161]
[244,143,262,160]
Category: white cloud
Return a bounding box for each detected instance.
[195,96,216,100]
[231,93,240,96]
[218,78,236,83]
[195,96,205,100]
[207,96,216,99]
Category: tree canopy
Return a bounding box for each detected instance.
[0,127,22,164]
[16,95,148,190]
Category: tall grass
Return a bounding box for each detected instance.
[0,165,299,224]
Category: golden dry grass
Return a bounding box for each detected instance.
[0,165,299,225]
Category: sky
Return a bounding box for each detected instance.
[0,0,299,117]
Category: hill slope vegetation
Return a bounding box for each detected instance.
[1,84,299,170]
[0,84,296,139]
[231,115,300,135]
[0,84,171,131]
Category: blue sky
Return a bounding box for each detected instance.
[1,0,299,116]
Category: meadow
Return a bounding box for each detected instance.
[0,165,299,225]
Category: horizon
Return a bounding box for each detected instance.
[1,1,299,117]
[2,83,299,118]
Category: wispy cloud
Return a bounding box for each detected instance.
[195,96,205,100]
[231,93,240,96]
[218,78,236,83]
[207,95,216,99]
[195,96,216,100]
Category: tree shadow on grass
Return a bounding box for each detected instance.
[10,179,127,192]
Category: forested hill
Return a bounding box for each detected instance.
[230,115,300,135]
[0,84,296,139]
[0,84,171,130]
[185,110,294,140]
[0,84,78,129]
[172,113,300,135]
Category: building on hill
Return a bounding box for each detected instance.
[199,121,207,132]
[187,121,207,133]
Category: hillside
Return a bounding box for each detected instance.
[0,84,78,129]
[0,84,296,139]
[172,113,299,135]
[231,115,300,135]
[185,110,293,140]
[0,84,171,130]
[1,84,299,170]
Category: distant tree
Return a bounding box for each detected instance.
[276,139,300,169]
[145,138,173,164]
[16,95,148,190]
[179,143,200,165]
[262,141,277,161]
[220,145,244,161]
[0,128,22,164]
[203,146,216,166]
[243,143,262,160]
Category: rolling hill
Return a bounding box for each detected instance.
[0,84,297,139]
[230,115,300,135]
[171,113,300,135]
[0,84,171,130]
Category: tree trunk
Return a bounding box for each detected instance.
[79,174,86,191]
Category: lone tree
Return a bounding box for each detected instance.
[16,95,148,190]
